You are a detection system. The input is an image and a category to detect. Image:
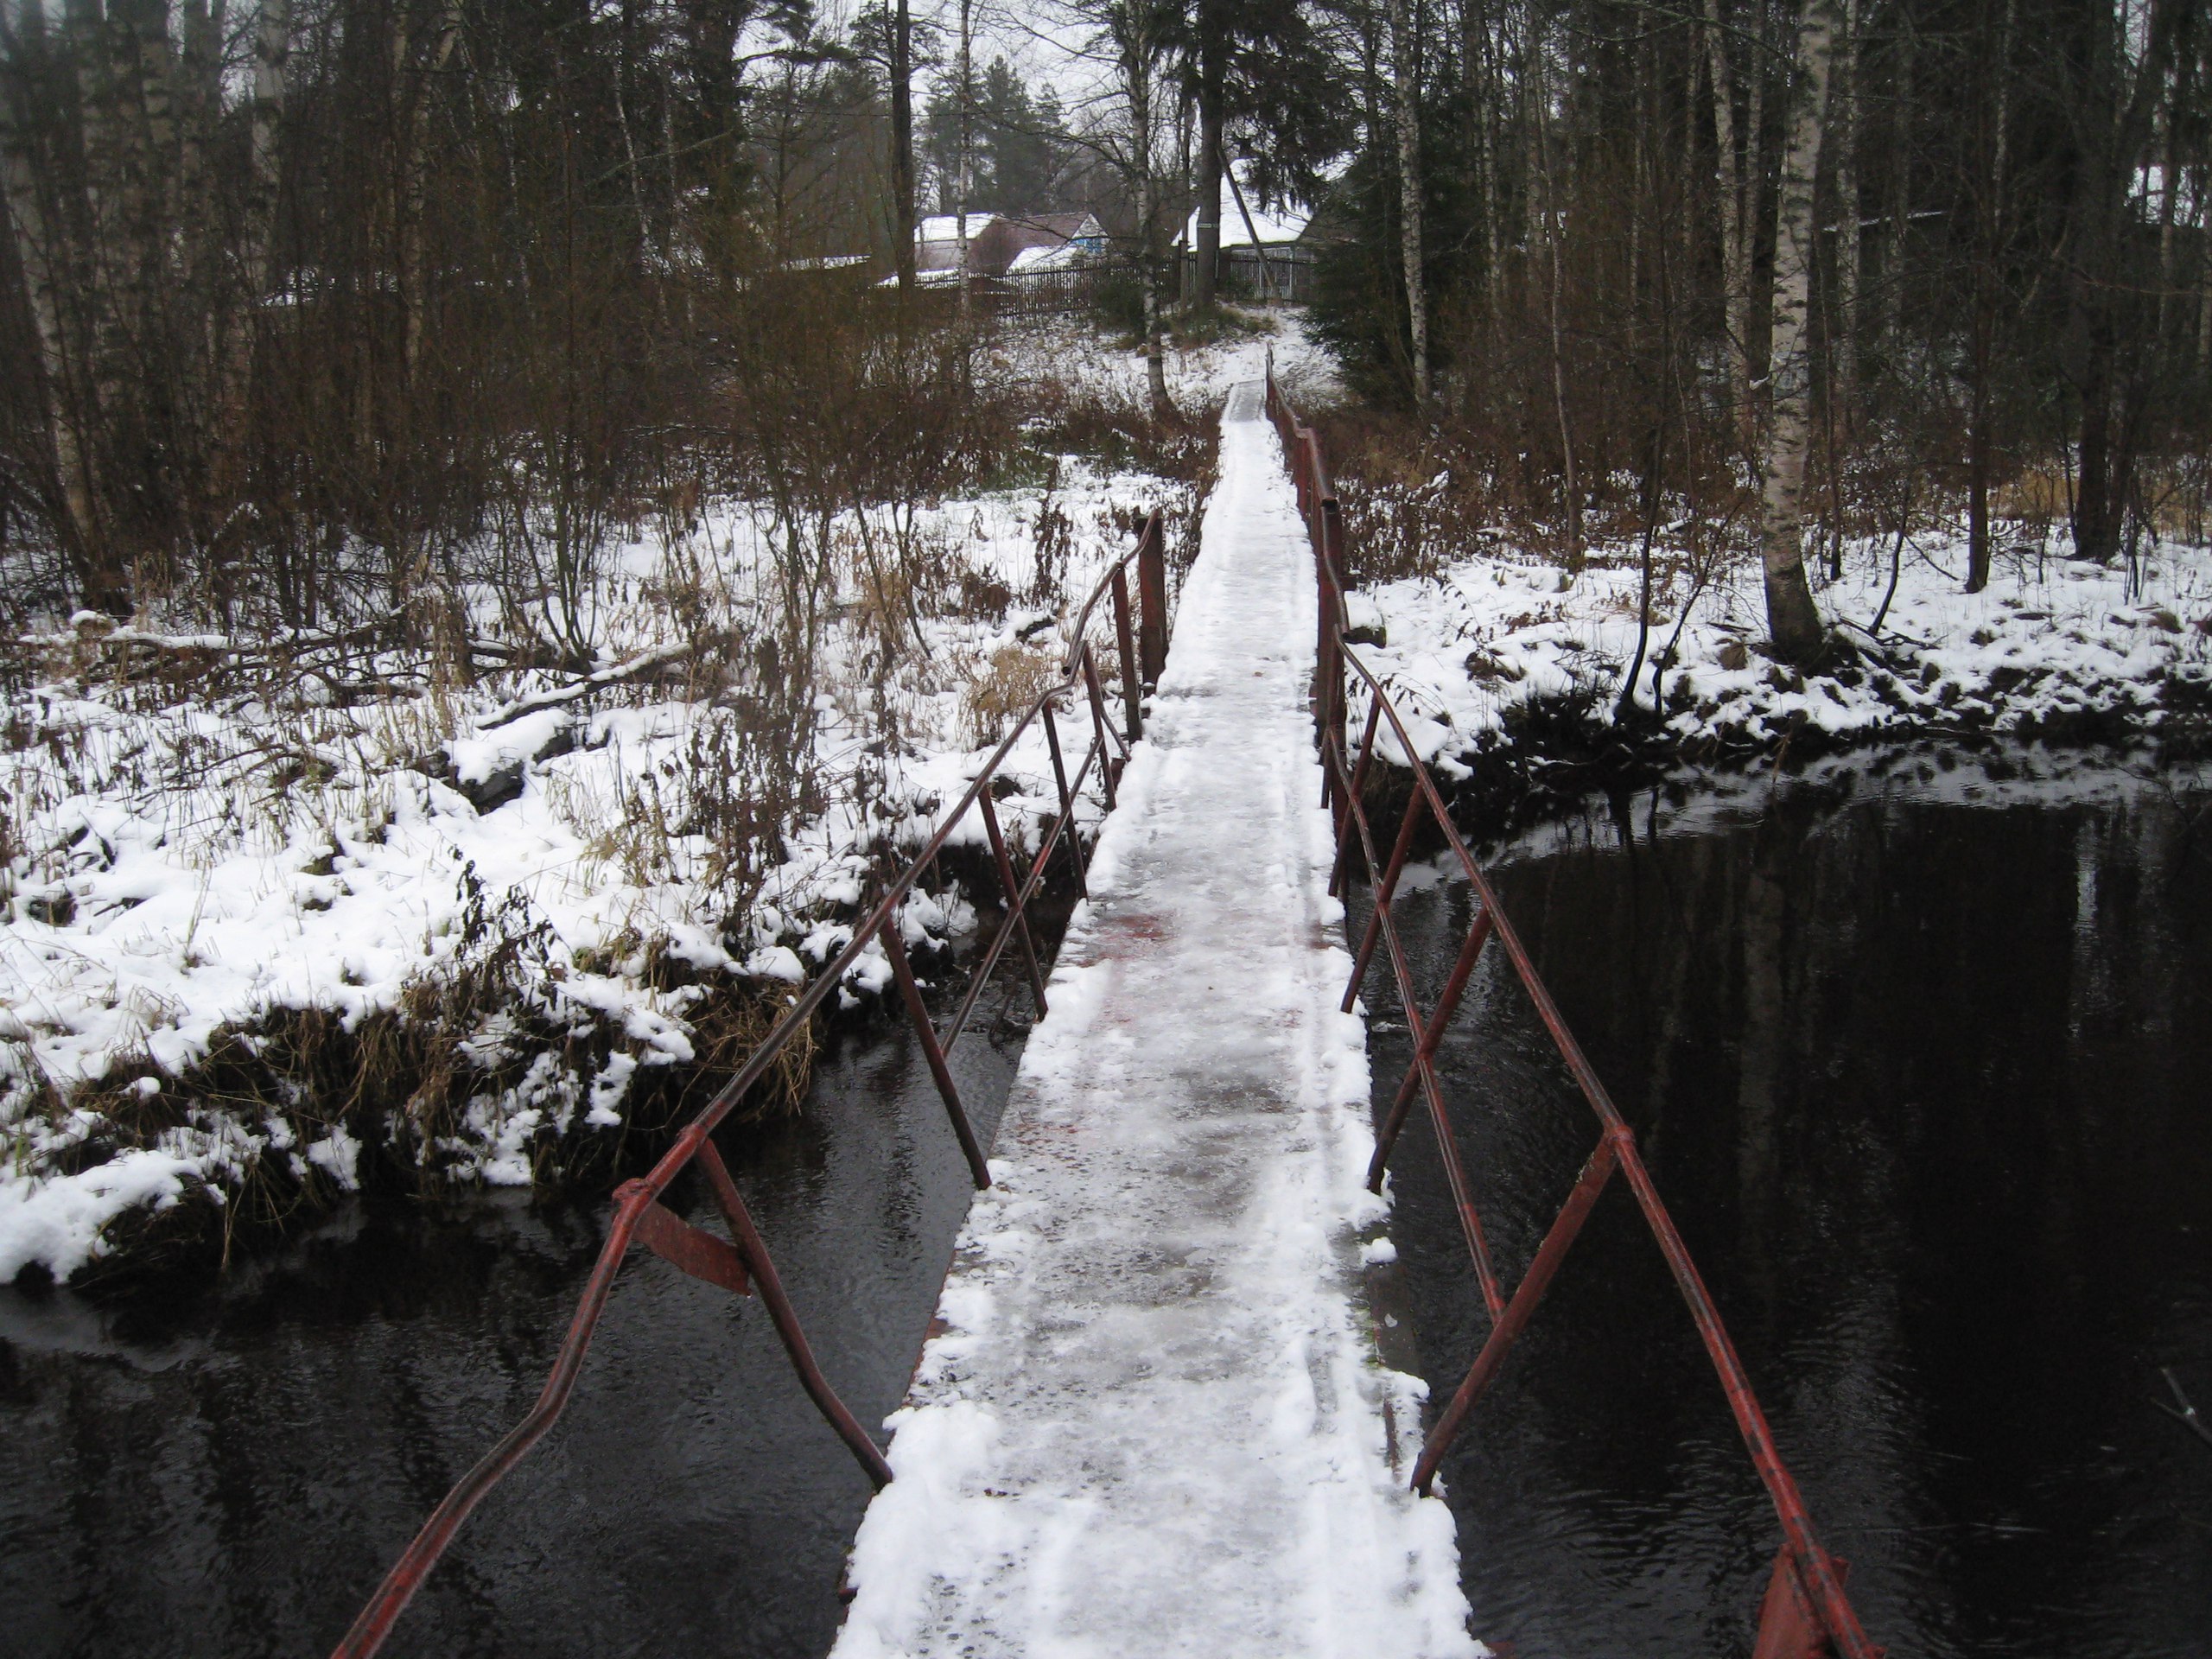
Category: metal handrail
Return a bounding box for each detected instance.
[330,512,1173,1659]
[1262,357,1881,1659]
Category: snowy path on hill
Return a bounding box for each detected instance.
[829,375,1478,1659]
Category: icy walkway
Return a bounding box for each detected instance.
[830,382,1477,1659]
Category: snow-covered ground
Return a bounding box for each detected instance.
[1344,519,2212,779]
[831,369,1477,1659]
[0,312,1313,1284]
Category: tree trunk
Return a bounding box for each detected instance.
[957,0,972,327]
[0,36,110,601]
[1389,0,1428,403]
[890,0,915,291]
[1534,42,1578,568]
[2154,29,2187,342]
[1195,28,1222,310]
[1466,0,1500,330]
[1741,4,1766,402]
[397,2,458,385]
[1757,0,1840,664]
[1966,0,2013,594]
[1878,13,1913,353]
[1832,0,1861,423]
[1703,0,1753,442]
[1124,29,1169,416]
[2063,0,2178,563]
[2201,165,2212,382]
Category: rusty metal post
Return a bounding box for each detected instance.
[1137,513,1167,687]
[1082,647,1120,807]
[1366,904,1494,1191]
[1407,1038,1507,1323]
[1316,546,1335,807]
[1411,1134,1623,1493]
[877,917,992,1189]
[1329,695,1385,898]
[1041,700,1088,898]
[1320,499,1347,749]
[1110,564,1142,741]
[1344,788,1429,1014]
[694,1141,894,1487]
[977,786,1050,1016]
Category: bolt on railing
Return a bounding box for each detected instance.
[1262,357,1882,1659]
[329,512,1173,1659]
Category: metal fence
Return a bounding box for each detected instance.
[329,515,1173,1659]
[1264,356,1882,1659]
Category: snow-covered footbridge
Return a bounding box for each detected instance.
[336,363,1880,1659]
[826,381,1475,1658]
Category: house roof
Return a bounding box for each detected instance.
[1001,211,1103,242]
[1182,162,1309,249]
[917,213,997,245]
[1007,240,1083,274]
[912,211,1106,277]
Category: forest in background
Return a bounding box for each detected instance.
[0,0,2206,667]
[1311,0,2212,664]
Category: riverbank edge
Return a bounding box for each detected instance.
[1360,681,2212,855]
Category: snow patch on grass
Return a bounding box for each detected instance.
[1353,526,2212,772]
[0,354,1217,1281]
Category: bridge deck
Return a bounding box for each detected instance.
[830,378,1477,1659]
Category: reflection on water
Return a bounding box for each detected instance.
[0,1001,1028,1659]
[1368,753,2212,1658]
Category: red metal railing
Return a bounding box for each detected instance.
[330,514,1173,1659]
[1263,359,1881,1659]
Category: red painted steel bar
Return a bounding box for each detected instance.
[331,1185,655,1658]
[1343,785,1429,1016]
[695,1140,897,1488]
[1041,700,1088,899]
[1264,355,1879,1659]
[879,916,994,1190]
[940,728,1103,1055]
[977,788,1051,1017]
[1328,745,1505,1322]
[1365,902,1494,1192]
[1328,693,1384,899]
[332,518,1174,1659]
[1137,518,1168,686]
[1110,565,1143,743]
[1409,1134,1622,1494]
[629,1191,752,1297]
[1081,647,1121,807]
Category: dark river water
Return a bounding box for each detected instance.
[1367,750,2212,1658]
[3,748,2209,1657]
[0,992,1033,1659]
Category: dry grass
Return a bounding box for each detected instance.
[962,641,1061,749]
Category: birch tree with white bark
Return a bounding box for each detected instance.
[1756,0,1837,663]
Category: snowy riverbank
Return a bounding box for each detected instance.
[0,319,1315,1285]
[1343,512,2212,818]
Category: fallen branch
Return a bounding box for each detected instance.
[476,641,698,730]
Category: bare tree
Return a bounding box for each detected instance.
[1757,0,1838,663]
[0,10,103,594]
[1389,0,1427,402]
[891,0,917,290]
